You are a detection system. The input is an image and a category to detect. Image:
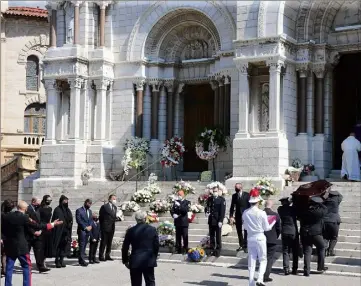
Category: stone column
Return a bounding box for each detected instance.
[159,84,167,142]
[44,79,58,144]
[68,78,82,140]
[94,79,109,141]
[50,10,57,47]
[224,76,231,135]
[72,1,81,45]
[267,60,284,134]
[99,4,106,47]
[135,81,144,137]
[106,81,113,140]
[210,80,219,126]
[165,82,174,139]
[218,77,225,130]
[151,83,160,139]
[79,79,88,140]
[143,84,151,140]
[235,61,250,137]
[297,65,308,134]
[314,65,326,134]
[174,83,185,137]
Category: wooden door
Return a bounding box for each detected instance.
[183,84,214,172]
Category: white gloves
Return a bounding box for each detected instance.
[175,201,180,206]
[218,222,223,228]
[173,214,179,219]
[205,213,210,218]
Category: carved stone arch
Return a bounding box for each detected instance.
[17,34,49,64]
[295,1,313,42]
[126,1,236,61]
[24,94,46,108]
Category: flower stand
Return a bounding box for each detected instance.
[301,175,319,182]
[123,211,134,217]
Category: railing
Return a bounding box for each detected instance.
[1,157,18,183]
[1,132,45,147]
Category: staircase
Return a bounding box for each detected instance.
[57,179,361,276]
[328,169,361,181]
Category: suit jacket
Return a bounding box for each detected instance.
[90,221,101,241]
[277,204,298,236]
[229,192,250,220]
[264,208,281,244]
[206,196,226,226]
[323,194,343,224]
[2,211,52,258]
[298,203,328,236]
[26,205,42,242]
[170,199,190,227]
[122,223,159,269]
[99,202,117,233]
[75,207,93,234]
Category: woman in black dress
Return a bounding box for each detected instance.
[39,195,53,268]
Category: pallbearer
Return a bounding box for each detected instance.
[323,190,343,256]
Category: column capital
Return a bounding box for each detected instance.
[95,1,112,9]
[164,80,175,93]
[68,78,83,89]
[224,76,230,85]
[267,60,284,73]
[217,76,224,87]
[210,80,219,91]
[296,62,310,78]
[312,63,327,79]
[70,1,84,7]
[43,79,56,90]
[135,79,145,91]
[234,60,249,75]
[177,83,185,94]
[94,78,111,90]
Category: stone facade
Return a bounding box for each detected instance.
[34,0,361,194]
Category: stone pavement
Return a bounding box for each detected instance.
[8,260,361,286]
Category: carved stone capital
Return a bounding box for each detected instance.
[224,76,230,85]
[210,80,219,91]
[95,1,112,9]
[328,51,340,67]
[217,77,224,86]
[70,1,84,7]
[177,83,185,94]
[164,81,174,93]
[94,79,111,91]
[267,60,284,73]
[296,63,310,78]
[68,78,83,89]
[43,79,56,90]
[135,80,145,91]
[312,63,326,79]
[234,60,249,75]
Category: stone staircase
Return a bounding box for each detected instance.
[59,180,361,276]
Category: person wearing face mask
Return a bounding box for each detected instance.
[39,195,53,269]
[26,197,49,273]
[99,194,117,261]
[76,199,93,266]
[229,183,250,253]
[89,212,101,264]
[205,187,226,257]
[51,195,73,268]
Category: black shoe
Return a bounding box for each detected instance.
[291,270,298,275]
[99,257,105,262]
[236,247,242,252]
[79,262,88,267]
[256,282,266,286]
[329,251,335,256]
[316,267,328,273]
[105,256,114,261]
[264,277,273,282]
[94,259,100,264]
[89,260,94,264]
[342,174,348,180]
[38,267,50,273]
[303,272,310,277]
[215,251,221,258]
[55,263,62,268]
[243,248,248,253]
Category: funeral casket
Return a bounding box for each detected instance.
[291,180,332,214]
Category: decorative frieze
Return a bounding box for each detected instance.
[89,62,114,78]
[43,60,88,78]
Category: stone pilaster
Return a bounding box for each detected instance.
[43,79,58,144]
[158,84,167,142]
[95,1,111,47]
[174,83,185,137]
[143,84,151,140]
[296,63,308,134]
[210,80,219,126]
[79,79,88,140]
[135,80,144,137]
[164,81,174,139]
[224,76,231,135]
[68,78,82,140]
[106,80,113,141]
[218,77,225,130]
[313,63,326,135]
[151,82,160,140]
[94,79,110,141]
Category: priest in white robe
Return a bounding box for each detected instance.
[341,132,361,181]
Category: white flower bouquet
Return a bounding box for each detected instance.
[160,136,185,168]
[140,173,161,195]
[120,201,141,212]
[173,180,196,196]
[190,203,205,213]
[157,221,176,235]
[132,189,154,203]
[159,235,175,247]
[255,177,278,198]
[149,199,171,213]
[206,181,228,196]
[122,137,150,175]
[116,209,125,221]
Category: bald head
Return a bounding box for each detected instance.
[17,200,28,212]
[265,199,273,209]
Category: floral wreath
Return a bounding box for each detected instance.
[195,128,228,161]
[160,136,185,168]
[122,137,150,175]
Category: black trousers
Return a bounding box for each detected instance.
[235,219,247,248]
[323,222,339,252]
[302,234,325,274]
[209,225,222,250]
[281,234,299,271]
[130,267,155,286]
[28,239,43,268]
[89,240,99,261]
[99,230,114,258]
[175,226,188,251]
[264,243,277,279]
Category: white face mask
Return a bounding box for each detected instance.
[111,200,117,205]
[213,192,219,198]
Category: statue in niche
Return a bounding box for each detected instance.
[184,40,208,60]
[64,2,74,44]
[259,83,269,132]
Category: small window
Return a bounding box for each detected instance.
[24,103,46,134]
[26,55,39,91]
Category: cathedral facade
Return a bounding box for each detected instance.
[35,0,361,193]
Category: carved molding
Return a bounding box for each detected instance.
[89,62,114,78]
[257,1,266,38]
[296,62,310,78]
[43,60,88,78]
[234,60,249,75]
[135,80,145,91]
[95,1,112,9]
[210,80,219,91]
[312,63,327,79]
[94,79,111,91]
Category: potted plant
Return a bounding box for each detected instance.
[132,189,154,207]
[286,158,303,182]
[120,201,140,216]
[301,163,318,181]
[149,199,171,217]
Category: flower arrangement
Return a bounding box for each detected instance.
[195,128,228,161]
[159,235,175,247]
[160,136,185,167]
[116,209,125,221]
[200,236,211,248]
[146,212,159,224]
[120,201,141,212]
[302,163,315,176]
[173,180,196,196]
[286,158,303,181]
[157,221,176,235]
[122,137,150,175]
[140,173,161,195]
[255,178,278,199]
[149,199,171,213]
[190,203,205,213]
[187,247,205,262]
[70,239,79,257]
[132,189,154,203]
[206,181,228,196]
[198,193,210,206]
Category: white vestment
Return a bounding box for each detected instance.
[341,136,361,181]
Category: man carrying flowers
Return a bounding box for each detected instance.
[170,190,190,254]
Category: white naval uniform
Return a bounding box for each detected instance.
[242,205,275,286]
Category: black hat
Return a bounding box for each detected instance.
[279,197,290,202]
[329,190,340,196]
[310,196,323,203]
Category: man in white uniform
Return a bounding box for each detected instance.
[243,189,276,286]
[341,131,361,181]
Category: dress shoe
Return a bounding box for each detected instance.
[316,267,328,273]
[256,282,266,286]
[243,248,248,253]
[284,269,290,275]
[89,260,94,264]
[55,263,62,268]
[99,257,105,262]
[38,267,50,273]
[329,251,335,256]
[264,277,273,282]
[236,247,242,252]
[94,259,100,264]
[105,256,114,261]
[291,270,298,275]
[303,272,310,277]
[79,261,88,267]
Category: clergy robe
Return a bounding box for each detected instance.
[341,136,361,181]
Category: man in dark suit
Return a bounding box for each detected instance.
[26,197,50,273]
[229,183,250,252]
[122,211,159,286]
[205,187,226,257]
[170,190,190,254]
[298,196,328,277]
[277,197,299,275]
[99,194,117,261]
[2,201,62,286]
[75,199,93,266]
[263,200,281,282]
[89,212,101,264]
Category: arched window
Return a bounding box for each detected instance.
[24,103,46,134]
[26,55,39,91]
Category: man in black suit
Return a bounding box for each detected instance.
[277,197,299,275]
[264,200,281,282]
[122,211,159,286]
[2,201,62,286]
[229,183,250,252]
[99,194,117,261]
[75,199,93,266]
[26,197,50,273]
[298,196,328,277]
[170,190,190,254]
[205,187,226,257]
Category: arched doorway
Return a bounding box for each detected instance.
[333,52,361,169]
